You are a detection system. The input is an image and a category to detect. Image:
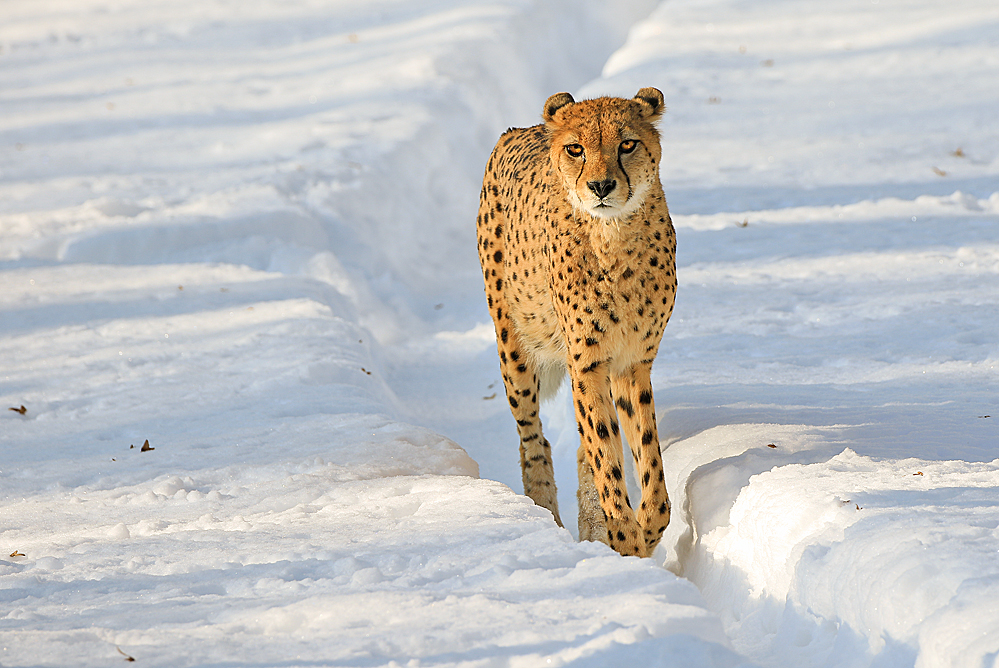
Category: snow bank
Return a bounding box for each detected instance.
[3,464,742,667]
[682,443,999,668]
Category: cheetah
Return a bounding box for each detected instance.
[476,88,676,558]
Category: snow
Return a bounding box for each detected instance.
[1,0,997,666]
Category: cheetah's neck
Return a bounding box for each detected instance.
[584,203,648,271]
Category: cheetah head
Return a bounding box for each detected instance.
[543,88,664,221]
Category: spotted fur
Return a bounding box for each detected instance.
[476,88,676,557]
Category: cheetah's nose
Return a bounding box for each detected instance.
[586,179,617,199]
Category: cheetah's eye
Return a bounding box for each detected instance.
[564,144,584,158]
[620,139,638,154]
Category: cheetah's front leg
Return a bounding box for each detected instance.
[570,369,646,557]
[612,368,670,554]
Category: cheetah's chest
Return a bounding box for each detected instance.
[544,219,676,365]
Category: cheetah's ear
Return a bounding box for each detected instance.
[634,87,665,122]
[543,92,575,124]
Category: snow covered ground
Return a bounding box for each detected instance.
[1,0,997,666]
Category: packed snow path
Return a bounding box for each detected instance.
[2,1,998,667]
